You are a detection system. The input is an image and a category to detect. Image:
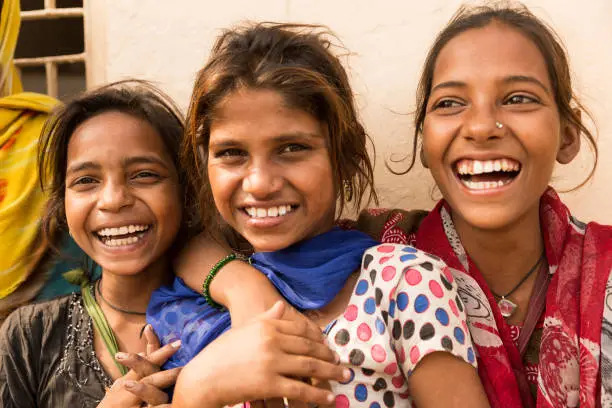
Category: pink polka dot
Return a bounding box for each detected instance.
[377,245,395,253]
[379,256,393,264]
[410,346,421,365]
[335,394,349,408]
[392,374,405,388]
[357,323,372,341]
[449,299,459,317]
[399,392,411,399]
[462,320,469,333]
[396,345,406,363]
[442,266,454,283]
[384,362,398,375]
[371,344,387,363]
[382,266,397,281]
[404,268,422,285]
[429,280,444,298]
[344,304,358,321]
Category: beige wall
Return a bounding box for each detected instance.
[91,0,611,223]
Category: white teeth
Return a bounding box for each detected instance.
[246,205,294,218]
[456,158,521,176]
[461,179,510,190]
[103,234,143,247]
[97,224,149,237]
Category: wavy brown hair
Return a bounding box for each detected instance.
[184,22,377,234]
[38,80,199,262]
[396,3,598,188]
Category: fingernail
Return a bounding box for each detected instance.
[124,380,137,390]
[115,352,128,360]
[171,339,182,348]
[343,368,352,379]
[326,393,335,403]
[323,337,329,346]
[145,324,153,333]
[334,352,341,364]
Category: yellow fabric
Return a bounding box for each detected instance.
[0,0,23,96]
[0,93,59,298]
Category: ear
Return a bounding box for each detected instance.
[420,147,429,168]
[556,109,581,164]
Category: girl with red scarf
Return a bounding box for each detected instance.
[142,5,611,408]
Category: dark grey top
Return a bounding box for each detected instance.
[0,293,111,407]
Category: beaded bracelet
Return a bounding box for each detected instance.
[202,253,237,310]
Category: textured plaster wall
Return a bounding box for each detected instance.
[93,0,611,223]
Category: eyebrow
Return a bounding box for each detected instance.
[431,75,551,95]
[66,155,169,174]
[209,131,324,148]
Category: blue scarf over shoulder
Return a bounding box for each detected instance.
[146,227,378,369]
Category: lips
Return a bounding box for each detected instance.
[243,204,297,219]
[454,158,521,191]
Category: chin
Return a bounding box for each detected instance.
[453,206,522,232]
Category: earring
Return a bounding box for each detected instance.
[496,122,504,129]
[343,180,353,202]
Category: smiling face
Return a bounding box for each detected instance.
[422,22,579,231]
[207,88,336,252]
[64,111,182,276]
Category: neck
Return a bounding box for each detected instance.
[452,204,544,296]
[98,257,172,316]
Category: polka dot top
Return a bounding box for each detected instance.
[326,244,476,408]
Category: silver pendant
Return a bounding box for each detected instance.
[498,297,517,318]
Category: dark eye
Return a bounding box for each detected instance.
[280,144,310,154]
[134,171,159,179]
[505,94,538,105]
[74,176,97,185]
[433,99,463,110]
[214,148,247,158]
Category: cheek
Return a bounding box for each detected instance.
[207,166,239,212]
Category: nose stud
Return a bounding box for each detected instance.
[495,122,504,129]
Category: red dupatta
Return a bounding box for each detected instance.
[388,188,612,407]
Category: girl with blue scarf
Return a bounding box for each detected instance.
[145,23,490,408]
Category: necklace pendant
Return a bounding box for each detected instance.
[498,297,517,318]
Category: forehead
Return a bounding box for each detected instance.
[432,22,551,89]
[210,88,324,140]
[67,111,174,165]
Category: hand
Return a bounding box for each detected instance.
[96,327,182,408]
[172,302,349,408]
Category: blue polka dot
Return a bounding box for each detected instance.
[454,327,466,344]
[375,317,385,334]
[339,368,354,384]
[180,304,194,314]
[414,294,430,313]
[389,300,396,318]
[164,311,178,325]
[355,279,369,295]
[435,308,450,326]
[370,402,381,408]
[467,347,475,364]
[364,297,376,314]
[397,292,409,311]
[355,384,368,402]
[402,246,418,253]
[400,254,417,262]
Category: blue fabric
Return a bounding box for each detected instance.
[147,227,378,369]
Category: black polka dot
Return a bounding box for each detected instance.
[427,253,441,261]
[440,274,454,291]
[383,391,395,408]
[364,254,374,269]
[441,336,453,351]
[421,262,434,271]
[403,320,415,339]
[456,295,464,312]
[361,368,375,376]
[420,323,435,340]
[373,377,388,391]
[335,329,350,346]
[382,310,389,325]
[349,349,365,366]
[392,320,401,340]
[375,288,383,306]
[370,269,377,284]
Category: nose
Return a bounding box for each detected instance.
[97,179,134,212]
[242,162,284,199]
[462,102,503,144]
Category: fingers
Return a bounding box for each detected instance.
[267,319,325,346]
[282,305,322,338]
[144,324,161,356]
[142,367,182,390]
[263,398,285,408]
[116,352,161,378]
[258,301,286,321]
[146,339,182,366]
[279,334,338,364]
[123,380,169,406]
[250,401,266,408]
[273,377,336,406]
[275,355,350,383]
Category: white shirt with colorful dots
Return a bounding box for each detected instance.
[325,243,476,408]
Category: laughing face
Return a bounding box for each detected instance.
[207,88,337,252]
[64,111,182,276]
[422,22,579,231]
